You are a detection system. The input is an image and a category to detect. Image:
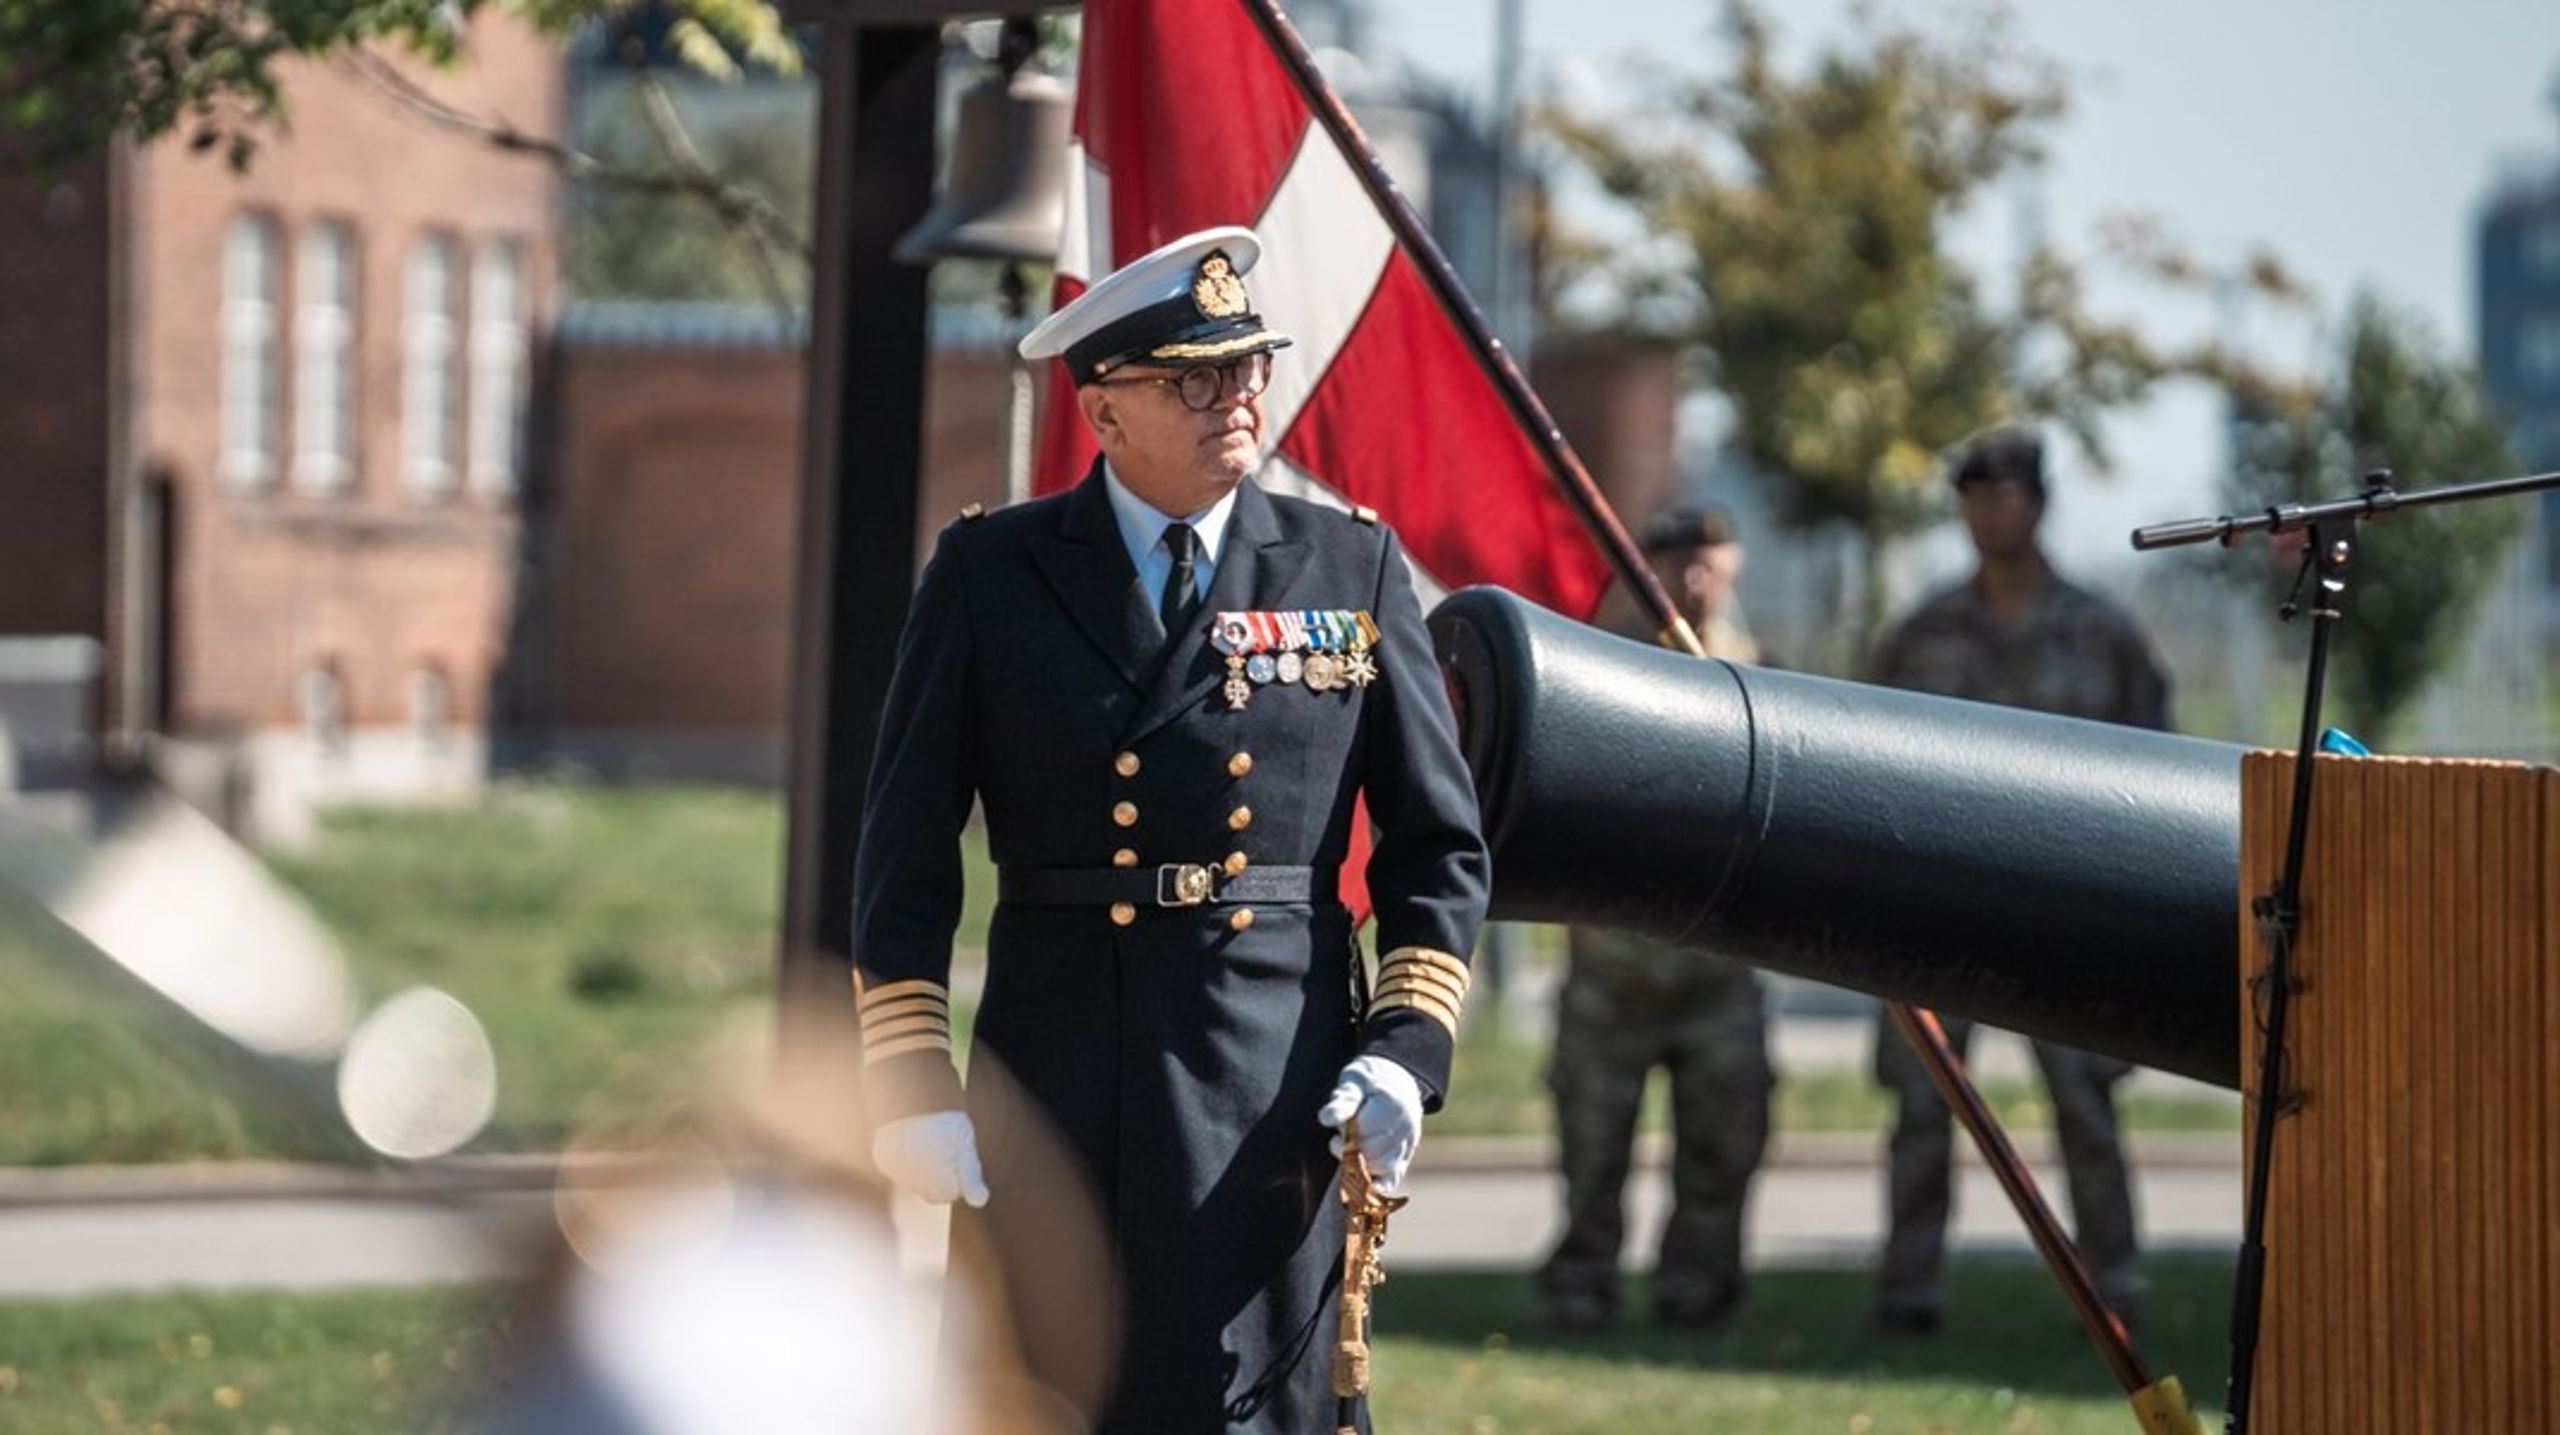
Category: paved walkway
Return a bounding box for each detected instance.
[0,1137,2239,1299]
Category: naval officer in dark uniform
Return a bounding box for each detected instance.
[851,225,1490,1433]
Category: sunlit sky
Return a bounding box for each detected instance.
[1366,0,2560,573]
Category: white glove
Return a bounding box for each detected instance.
[1318,1054,1425,1195]
[869,1110,990,1208]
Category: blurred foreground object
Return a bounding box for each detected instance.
[1427,586,2243,1087]
[0,773,494,1158]
[488,1023,1108,1434]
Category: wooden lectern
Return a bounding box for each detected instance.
[2239,752,2559,1431]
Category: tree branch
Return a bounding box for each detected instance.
[338,45,813,317]
[631,67,800,320]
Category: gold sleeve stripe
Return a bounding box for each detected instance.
[862,1012,951,1046]
[1373,965,1468,1005]
[1369,988,1463,1037]
[1372,971,1467,1006]
[1378,947,1472,991]
[856,977,950,1010]
[861,987,951,1011]
[863,1030,955,1065]
[1379,945,1471,978]
[858,994,949,1027]
[1382,992,1464,1023]
[1372,990,1464,1028]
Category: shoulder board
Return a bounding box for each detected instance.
[958,502,986,521]
[1352,505,1380,526]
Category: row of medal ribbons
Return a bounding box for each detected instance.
[1211,609,1380,705]
[1209,609,1380,656]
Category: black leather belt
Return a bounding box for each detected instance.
[999,864,1330,908]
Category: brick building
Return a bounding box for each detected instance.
[537,304,1016,781]
[0,14,559,839]
[0,18,1682,837]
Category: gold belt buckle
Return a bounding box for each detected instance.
[1156,863,1217,907]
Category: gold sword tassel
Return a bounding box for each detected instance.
[1333,1122,1409,1434]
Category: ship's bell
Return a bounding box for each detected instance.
[894,47,1071,266]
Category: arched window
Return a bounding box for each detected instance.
[220,214,282,489]
[294,221,360,494]
[296,662,348,754]
[468,239,527,498]
[403,235,460,498]
[408,666,454,748]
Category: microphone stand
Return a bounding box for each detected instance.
[2130,465,2560,1433]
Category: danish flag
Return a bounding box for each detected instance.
[1031,0,1612,622]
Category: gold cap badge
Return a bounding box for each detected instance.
[1193,252,1249,320]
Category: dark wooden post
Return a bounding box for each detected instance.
[776,7,944,1054]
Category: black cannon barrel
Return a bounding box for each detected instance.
[1428,586,2244,1088]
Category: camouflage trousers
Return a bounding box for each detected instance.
[1873,1016,2143,1320]
[1539,947,1773,1318]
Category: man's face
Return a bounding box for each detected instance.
[1689,542,1743,618]
[1959,476,2044,562]
[1648,543,1743,624]
[1082,356,1265,494]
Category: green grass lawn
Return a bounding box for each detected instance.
[0,1257,2233,1433]
[0,784,803,1164]
[0,1285,519,1433]
[0,782,2231,1166]
[0,917,319,1166]
[1371,1256,2233,1433]
[258,783,797,1152]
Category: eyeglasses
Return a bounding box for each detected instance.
[1091,352,1273,412]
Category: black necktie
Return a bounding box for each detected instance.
[1160,522,1201,641]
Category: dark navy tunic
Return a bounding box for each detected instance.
[851,463,1490,1432]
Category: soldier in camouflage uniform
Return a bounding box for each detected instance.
[1868,429,2171,1335]
[1540,505,1776,1332]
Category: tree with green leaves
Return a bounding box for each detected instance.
[0,1,795,164]
[2,0,820,307]
[1540,1,2243,654]
[2224,294,2525,749]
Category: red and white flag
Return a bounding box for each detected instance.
[1032,0,1613,621]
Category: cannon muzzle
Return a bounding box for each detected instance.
[1428,586,2243,1088]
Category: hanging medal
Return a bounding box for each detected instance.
[1343,644,1379,688]
[1343,607,1379,688]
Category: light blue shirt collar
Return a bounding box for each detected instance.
[1102,464,1238,609]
